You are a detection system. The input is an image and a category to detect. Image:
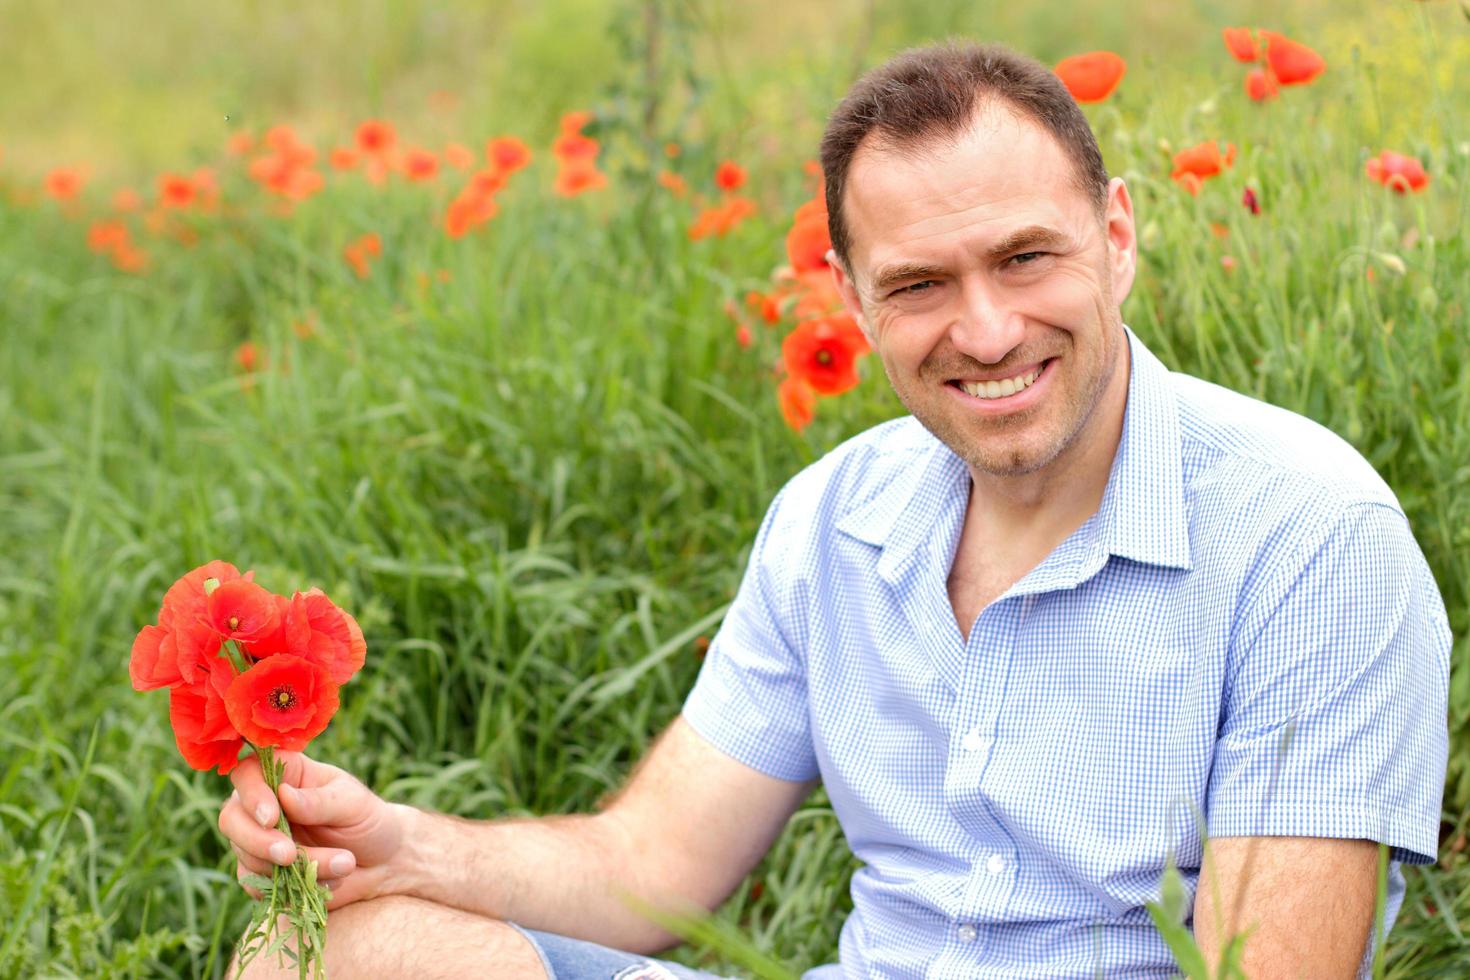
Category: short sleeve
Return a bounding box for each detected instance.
[1206,502,1450,864]
[681,487,821,782]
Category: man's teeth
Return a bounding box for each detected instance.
[959,367,1043,400]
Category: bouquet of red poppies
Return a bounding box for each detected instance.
[130,560,365,979]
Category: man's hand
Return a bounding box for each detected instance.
[219,752,409,910]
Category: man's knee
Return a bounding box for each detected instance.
[229,894,546,979]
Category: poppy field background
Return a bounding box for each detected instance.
[1,0,1468,975]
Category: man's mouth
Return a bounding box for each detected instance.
[949,359,1051,400]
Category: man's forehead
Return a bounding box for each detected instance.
[842,110,1085,276]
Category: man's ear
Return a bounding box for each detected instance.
[828,249,876,347]
[1103,177,1138,305]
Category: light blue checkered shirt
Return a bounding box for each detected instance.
[682,327,1450,978]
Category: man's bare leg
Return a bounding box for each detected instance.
[229,895,548,979]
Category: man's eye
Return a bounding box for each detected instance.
[894,280,937,296]
[1011,251,1045,265]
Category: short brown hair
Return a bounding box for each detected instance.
[820,41,1110,270]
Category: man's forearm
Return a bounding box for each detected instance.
[382,802,679,953]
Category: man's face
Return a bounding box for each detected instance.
[832,106,1137,478]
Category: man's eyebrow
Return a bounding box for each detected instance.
[987,225,1068,258]
[869,262,948,294]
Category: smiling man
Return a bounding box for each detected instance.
[223,43,1448,979]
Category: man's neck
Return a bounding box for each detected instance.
[963,343,1131,545]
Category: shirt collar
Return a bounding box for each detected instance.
[835,326,1192,580]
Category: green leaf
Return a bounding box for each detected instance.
[1145,901,1211,980]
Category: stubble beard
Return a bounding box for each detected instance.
[891,322,1123,480]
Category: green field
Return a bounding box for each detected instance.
[2,0,1467,975]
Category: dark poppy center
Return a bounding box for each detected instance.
[270,686,297,711]
[815,349,833,366]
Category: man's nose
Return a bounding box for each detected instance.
[947,277,1025,365]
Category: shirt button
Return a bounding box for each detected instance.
[956,923,978,943]
[986,853,1007,875]
[961,729,986,752]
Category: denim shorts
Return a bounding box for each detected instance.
[508,923,731,979]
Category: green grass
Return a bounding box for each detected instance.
[1,1,1468,976]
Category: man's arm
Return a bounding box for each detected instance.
[1193,835,1379,978]
[222,715,816,955]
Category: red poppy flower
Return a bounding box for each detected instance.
[356,119,397,155]
[206,579,281,643]
[487,136,532,175]
[152,562,244,683]
[111,245,150,274]
[1053,51,1126,104]
[553,133,600,163]
[330,146,360,171]
[234,341,261,373]
[224,655,339,752]
[1171,140,1236,193]
[170,670,244,775]
[777,377,816,431]
[87,220,130,254]
[401,146,439,182]
[782,314,868,395]
[559,110,594,135]
[715,160,747,192]
[1222,27,1258,63]
[1242,187,1261,215]
[1244,68,1279,102]
[657,170,688,197]
[736,323,753,349]
[1262,32,1325,86]
[554,161,608,197]
[1365,150,1429,193]
[158,173,195,209]
[786,202,832,274]
[130,624,179,691]
[746,290,781,324]
[688,197,756,240]
[44,167,84,201]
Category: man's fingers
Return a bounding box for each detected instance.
[235,864,264,901]
[297,845,356,879]
[219,792,296,866]
[278,776,366,827]
[232,841,273,876]
[227,757,280,828]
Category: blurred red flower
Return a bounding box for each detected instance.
[224,655,339,752]
[356,119,397,156]
[487,136,532,175]
[226,130,255,156]
[777,377,816,431]
[343,233,383,278]
[688,196,756,240]
[1170,140,1236,194]
[1365,150,1429,193]
[1222,27,1258,63]
[1262,32,1325,86]
[401,146,439,182]
[1242,186,1261,214]
[235,341,261,373]
[786,199,832,274]
[87,220,130,254]
[554,162,607,197]
[657,170,688,197]
[715,160,747,192]
[782,313,869,395]
[1244,68,1279,102]
[1053,51,1126,103]
[158,173,196,209]
[45,167,84,201]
